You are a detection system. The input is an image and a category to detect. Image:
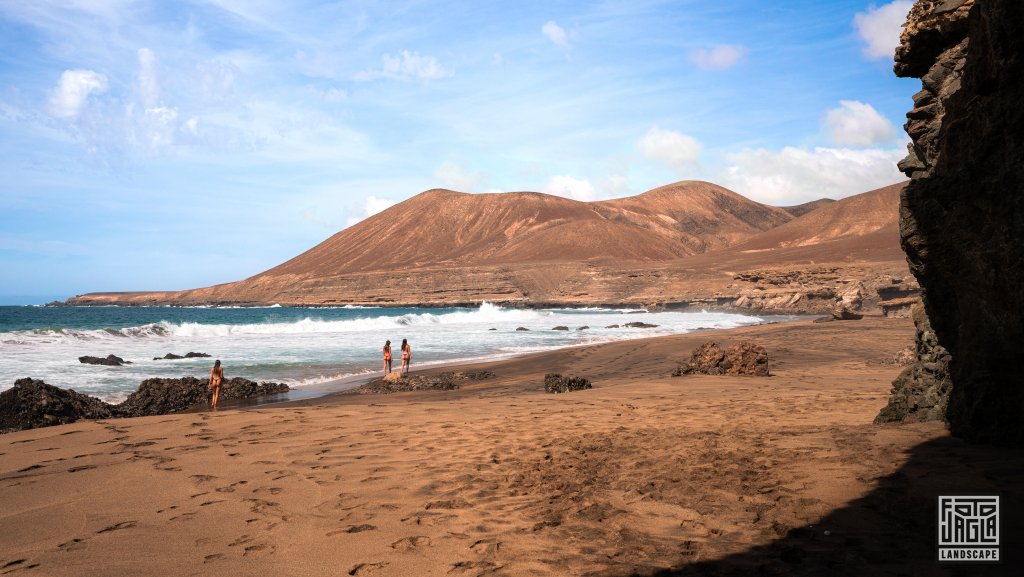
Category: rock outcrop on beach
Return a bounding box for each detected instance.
[543,374,593,393]
[64,182,912,315]
[876,302,951,424]
[0,378,113,434]
[116,377,289,418]
[356,371,495,394]
[0,377,290,433]
[673,342,770,377]
[884,0,1024,444]
[78,355,131,366]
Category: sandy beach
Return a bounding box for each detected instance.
[1,317,1021,576]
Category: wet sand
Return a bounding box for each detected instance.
[1,317,1021,576]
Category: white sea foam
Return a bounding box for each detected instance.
[0,303,785,399]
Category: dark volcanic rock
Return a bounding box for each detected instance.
[115,377,289,417]
[79,354,131,366]
[544,373,592,394]
[673,342,770,377]
[515,327,530,332]
[552,326,570,331]
[0,378,112,433]
[624,322,658,328]
[887,0,1024,444]
[876,302,952,424]
[153,352,211,360]
[605,324,621,329]
[577,326,589,331]
[0,376,289,433]
[355,371,493,394]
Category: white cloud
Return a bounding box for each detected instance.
[718,145,905,205]
[47,69,108,118]
[355,50,451,81]
[542,21,569,47]
[346,195,397,227]
[689,45,747,70]
[434,160,486,192]
[637,126,702,173]
[543,175,597,202]
[824,100,897,146]
[137,47,160,107]
[854,1,913,60]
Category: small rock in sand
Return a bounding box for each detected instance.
[544,373,593,393]
[673,341,770,377]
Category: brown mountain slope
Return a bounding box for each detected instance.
[591,181,794,253]
[259,181,793,277]
[728,182,906,254]
[779,198,836,217]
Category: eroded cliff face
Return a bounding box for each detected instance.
[884,0,1024,445]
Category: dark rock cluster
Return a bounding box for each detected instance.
[0,376,289,434]
[672,342,770,377]
[356,370,495,395]
[543,374,593,394]
[117,377,289,418]
[624,322,658,328]
[153,352,211,360]
[0,378,113,433]
[876,302,952,424]
[886,0,1024,444]
[79,354,131,366]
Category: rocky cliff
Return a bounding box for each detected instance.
[885,0,1024,445]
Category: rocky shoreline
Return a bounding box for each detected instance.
[0,376,289,434]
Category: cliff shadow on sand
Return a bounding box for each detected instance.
[636,435,1024,577]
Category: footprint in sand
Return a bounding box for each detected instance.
[348,562,388,575]
[391,536,431,551]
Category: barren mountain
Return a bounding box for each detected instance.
[779,198,836,217]
[262,181,792,277]
[728,182,905,257]
[66,180,911,312]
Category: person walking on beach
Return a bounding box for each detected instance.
[382,340,393,375]
[400,339,411,375]
[209,359,224,410]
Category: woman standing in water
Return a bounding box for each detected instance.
[209,359,224,410]
[400,339,411,375]
[382,340,393,375]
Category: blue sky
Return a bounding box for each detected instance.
[0,0,917,303]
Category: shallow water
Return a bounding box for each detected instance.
[0,303,794,402]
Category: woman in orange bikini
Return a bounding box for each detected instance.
[382,340,392,375]
[400,339,411,375]
[209,359,224,410]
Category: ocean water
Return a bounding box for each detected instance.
[0,303,791,402]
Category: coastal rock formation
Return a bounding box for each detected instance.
[153,352,211,360]
[552,326,569,331]
[887,0,1024,444]
[876,302,952,424]
[116,377,289,417]
[673,342,770,377]
[79,354,131,366]
[624,322,658,329]
[357,371,495,394]
[543,374,593,394]
[0,378,113,433]
[0,377,289,433]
